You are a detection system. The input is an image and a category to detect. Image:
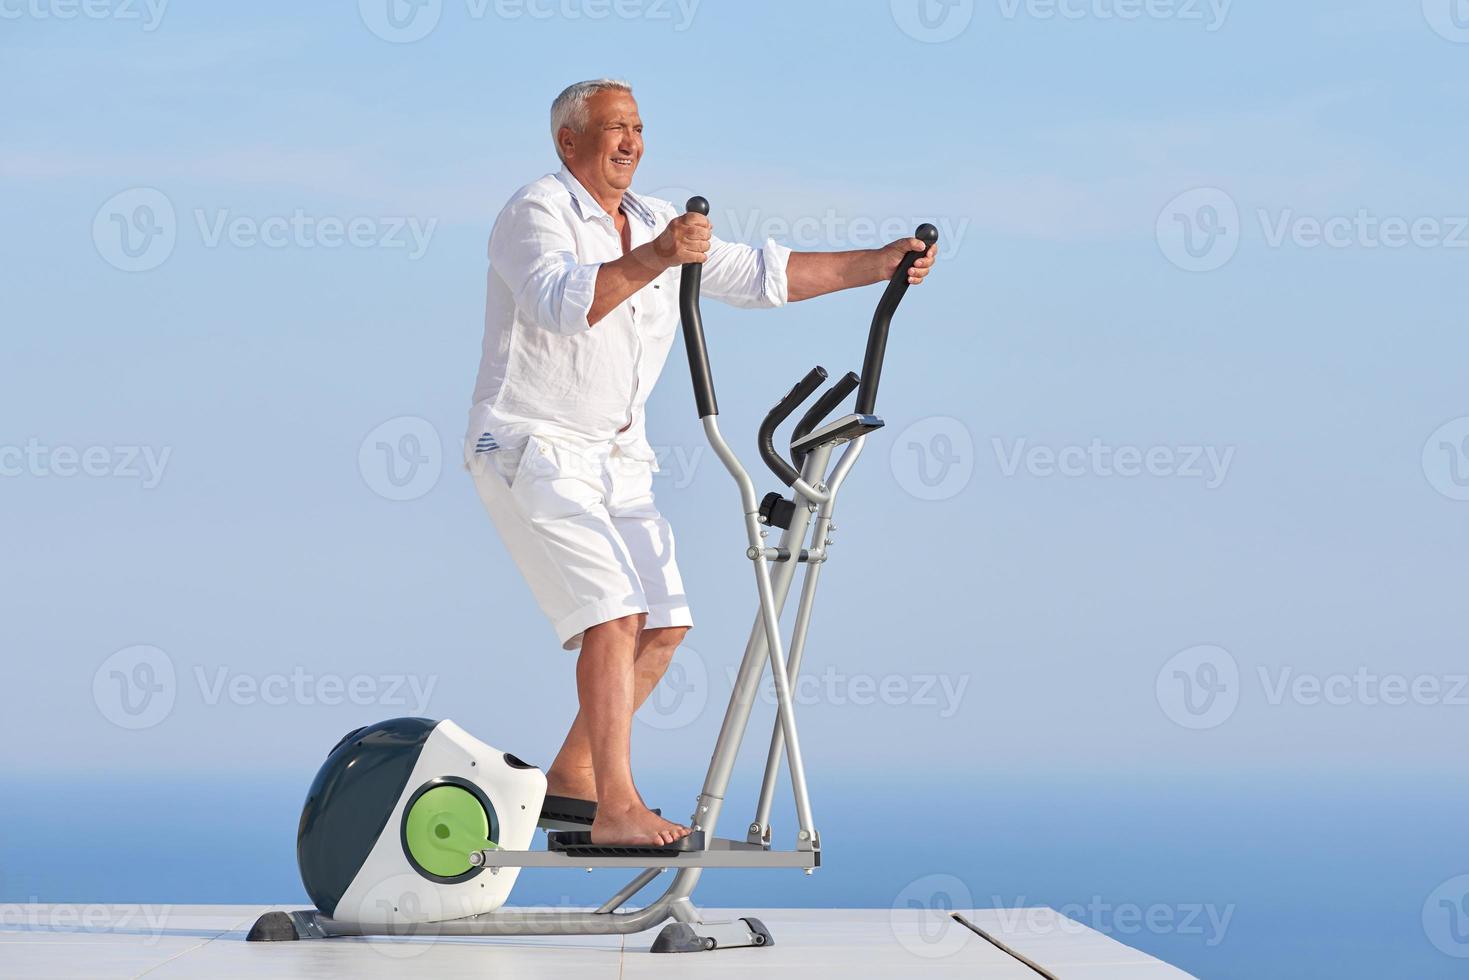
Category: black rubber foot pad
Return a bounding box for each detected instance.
[540,795,598,825]
[650,921,709,953]
[246,911,299,942]
[539,796,661,826]
[547,829,705,857]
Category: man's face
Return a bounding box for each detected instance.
[561,89,643,198]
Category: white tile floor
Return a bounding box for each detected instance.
[0,905,1198,979]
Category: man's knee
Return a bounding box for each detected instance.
[637,626,688,663]
[583,613,646,647]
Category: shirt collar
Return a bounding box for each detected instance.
[555,165,657,229]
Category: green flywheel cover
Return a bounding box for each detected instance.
[402,784,495,878]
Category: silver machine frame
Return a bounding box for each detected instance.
[262,199,938,953]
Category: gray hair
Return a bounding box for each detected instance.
[550,78,633,161]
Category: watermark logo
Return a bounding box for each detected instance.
[1423,0,1469,42]
[349,872,444,957]
[891,0,974,42]
[93,645,177,730]
[637,645,709,731]
[1156,644,1240,730]
[360,416,443,501]
[1157,188,1240,273]
[892,416,975,501]
[359,0,443,42]
[1423,417,1469,502]
[1424,875,1469,958]
[93,188,176,273]
[891,873,975,958]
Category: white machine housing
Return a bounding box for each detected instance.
[333,719,546,927]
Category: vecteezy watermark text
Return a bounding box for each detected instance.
[996,0,1232,31]
[729,665,971,718]
[1157,644,1469,730]
[891,0,1230,43]
[1259,667,1469,709]
[989,899,1235,947]
[194,209,436,258]
[638,647,970,731]
[194,666,438,711]
[1,439,171,488]
[0,902,173,942]
[93,188,439,272]
[357,0,700,43]
[888,874,1234,961]
[993,437,1235,489]
[0,0,168,30]
[723,210,970,256]
[92,645,439,729]
[1159,188,1469,272]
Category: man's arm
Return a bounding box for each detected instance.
[488,198,711,333]
[588,213,710,326]
[786,238,938,303]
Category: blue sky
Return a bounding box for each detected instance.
[4,0,1467,773]
[3,4,1469,973]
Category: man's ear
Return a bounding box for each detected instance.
[557,126,576,161]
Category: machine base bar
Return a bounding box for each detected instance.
[247,905,779,945]
[469,837,819,869]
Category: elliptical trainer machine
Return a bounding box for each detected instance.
[248,198,937,953]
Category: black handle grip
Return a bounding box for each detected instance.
[790,370,861,466]
[679,196,717,418]
[759,366,828,486]
[854,223,938,416]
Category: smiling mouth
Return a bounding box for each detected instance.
[611,157,634,168]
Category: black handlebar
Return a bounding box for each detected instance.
[854,223,938,416]
[679,196,718,418]
[679,196,937,485]
[791,370,861,466]
[759,366,829,486]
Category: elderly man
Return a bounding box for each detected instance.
[466,78,936,846]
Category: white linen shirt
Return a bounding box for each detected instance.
[465,167,791,465]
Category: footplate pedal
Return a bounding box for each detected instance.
[546,830,706,857]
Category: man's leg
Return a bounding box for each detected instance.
[545,622,689,803]
[554,615,691,845]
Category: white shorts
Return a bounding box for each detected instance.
[469,435,693,651]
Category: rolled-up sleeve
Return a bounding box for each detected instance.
[700,236,791,309]
[488,197,600,335]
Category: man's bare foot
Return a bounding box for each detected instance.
[544,764,598,802]
[590,801,692,847]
